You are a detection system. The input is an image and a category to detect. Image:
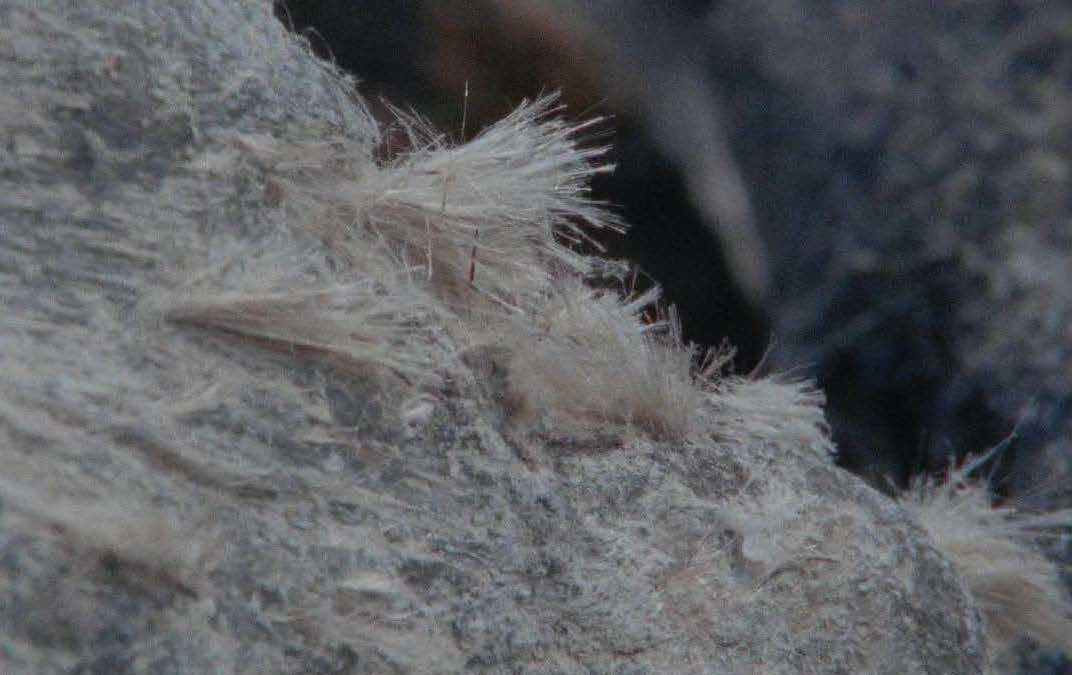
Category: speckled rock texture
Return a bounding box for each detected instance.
[0,1,988,673]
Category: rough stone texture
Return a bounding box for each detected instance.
[0,1,989,674]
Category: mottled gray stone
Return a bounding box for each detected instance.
[0,1,988,673]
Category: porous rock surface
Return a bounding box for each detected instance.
[0,1,987,673]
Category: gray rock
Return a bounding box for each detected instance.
[0,1,988,673]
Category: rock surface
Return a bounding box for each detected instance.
[0,1,990,673]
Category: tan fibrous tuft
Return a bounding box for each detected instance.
[902,445,1072,660]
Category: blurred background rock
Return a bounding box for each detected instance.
[273,3,1072,668]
